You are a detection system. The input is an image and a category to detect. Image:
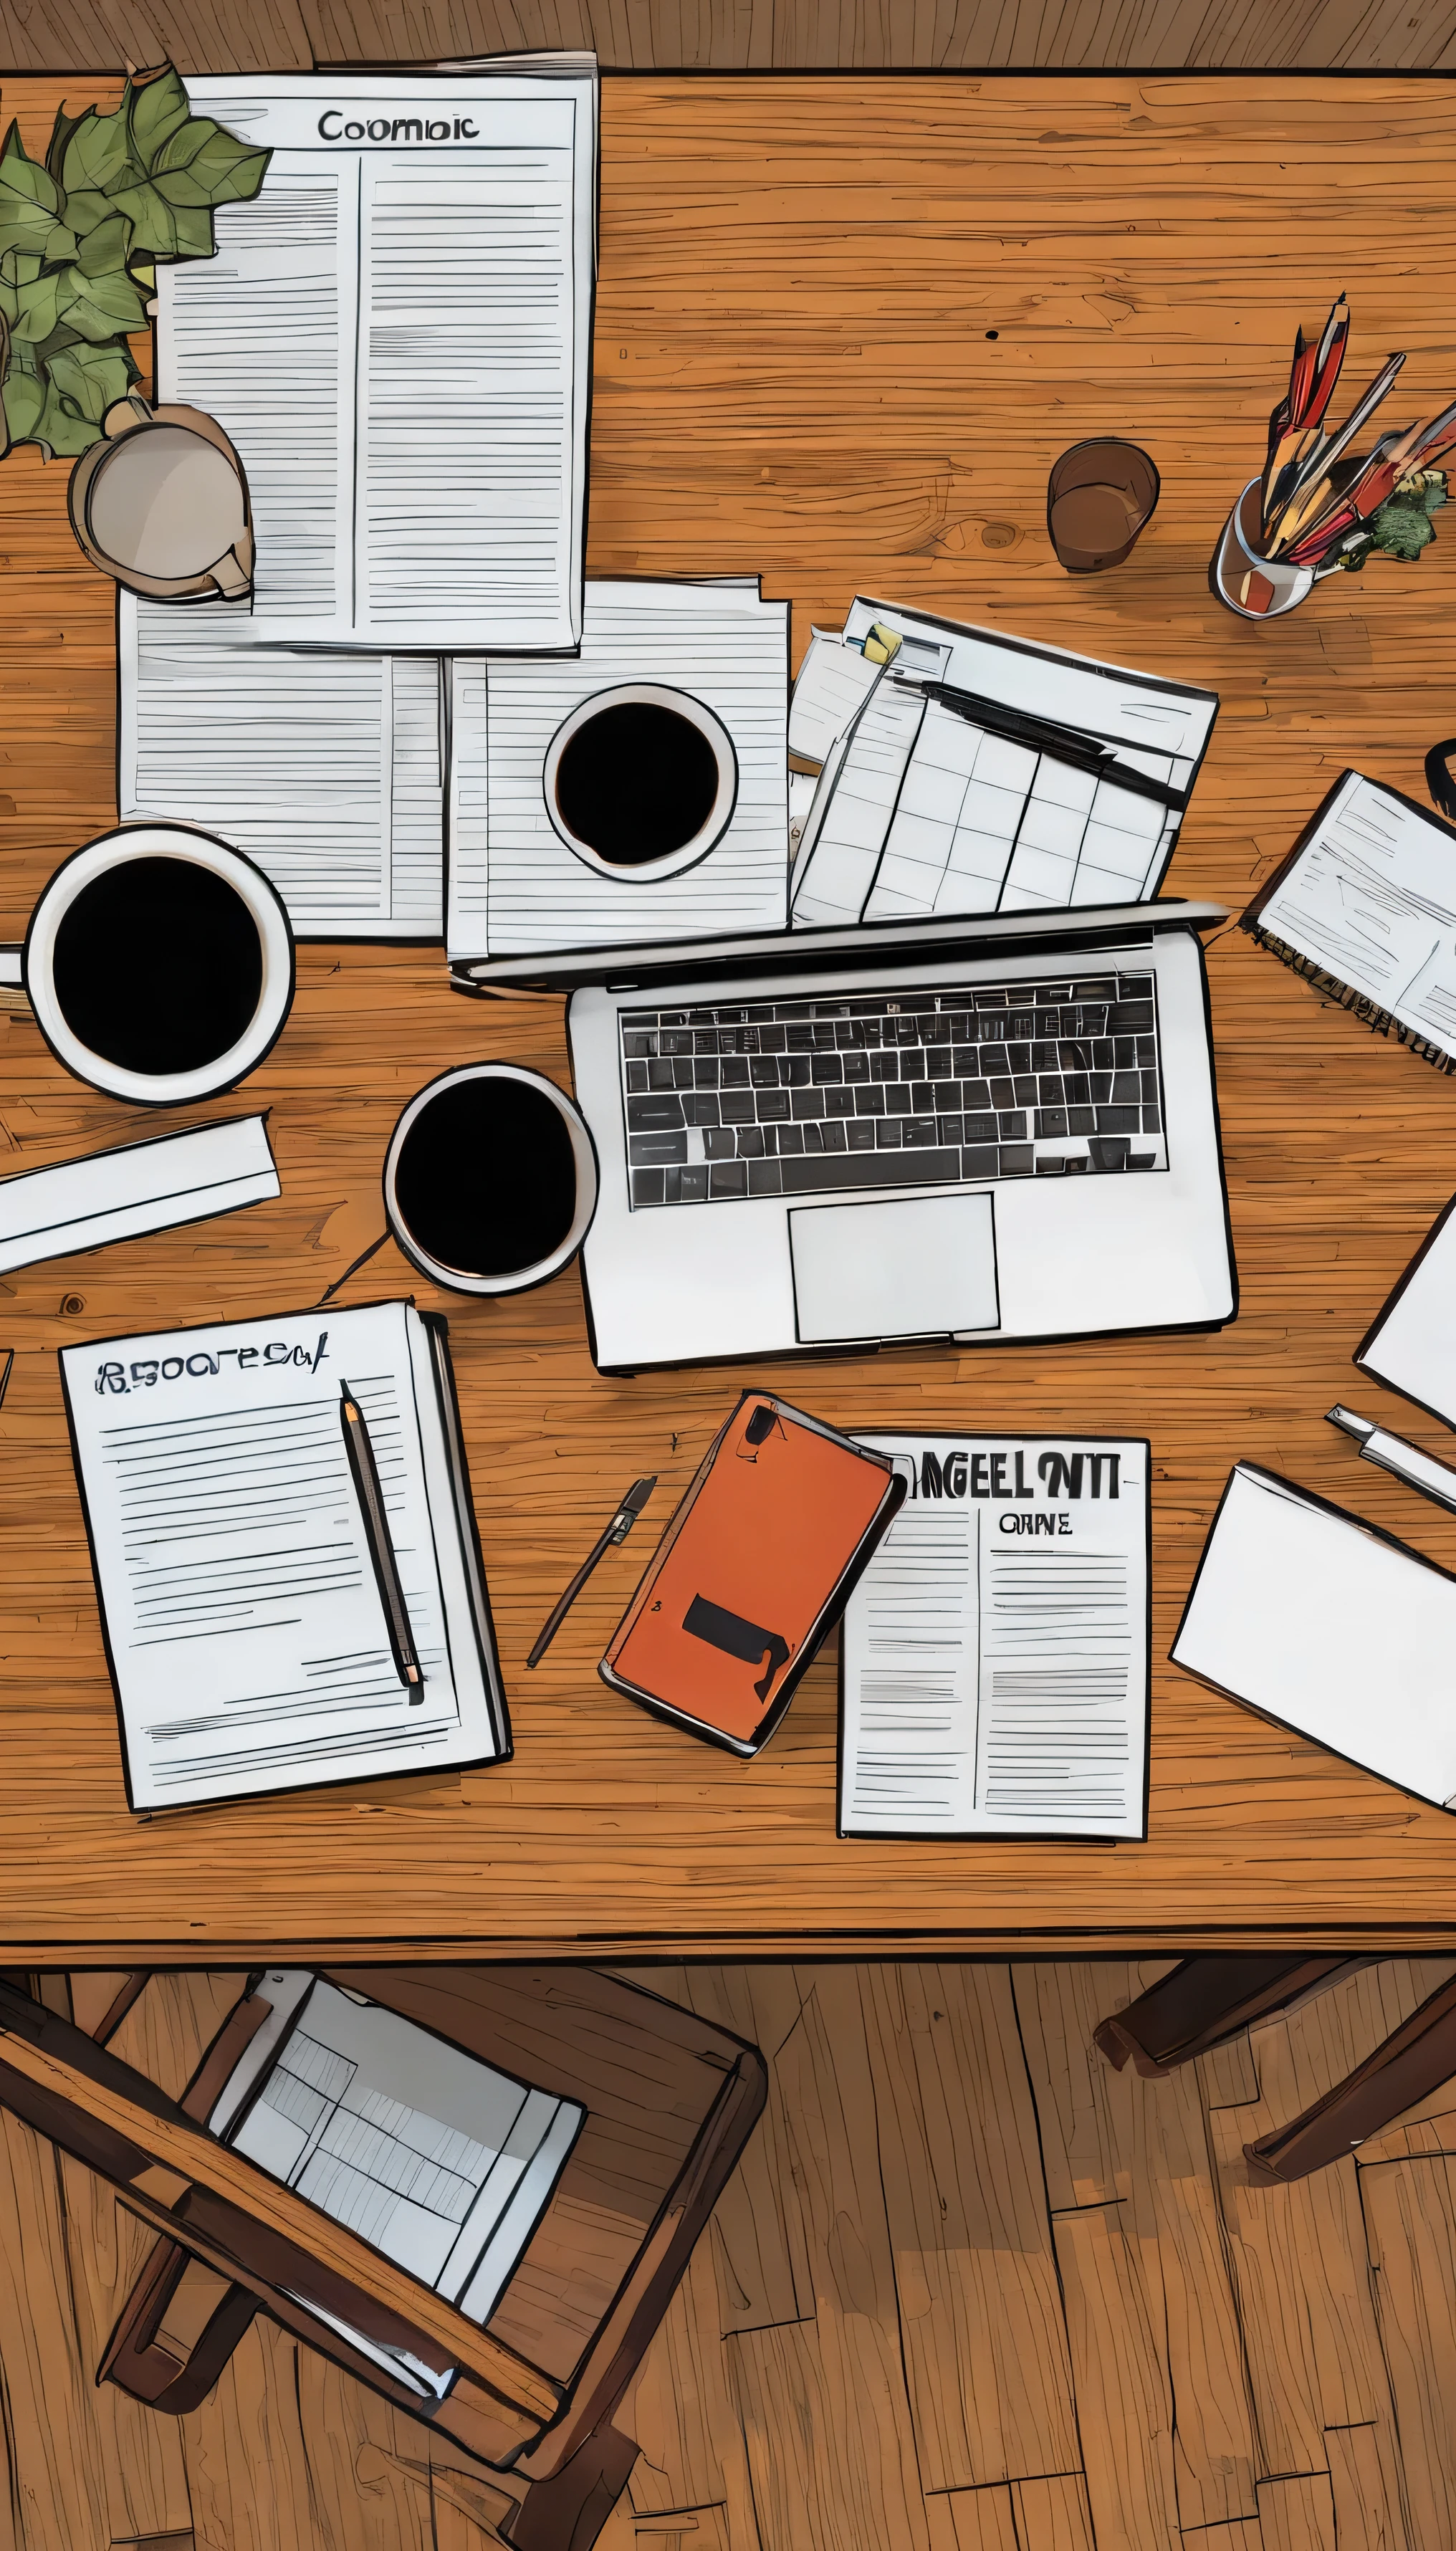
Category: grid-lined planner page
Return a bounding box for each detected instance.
[840,1435,1149,1837]
[159,75,595,651]
[59,1301,497,1809]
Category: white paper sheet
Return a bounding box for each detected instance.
[158,71,596,651]
[120,597,444,934]
[1172,1460,1456,1809]
[1357,1190,1456,1428]
[446,578,790,960]
[212,1970,580,2391]
[1257,772,1456,1060]
[0,1114,277,1274]
[60,1301,504,1809]
[839,1434,1149,1836]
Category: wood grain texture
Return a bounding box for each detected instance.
[11,77,1456,1956]
[10,0,1456,72]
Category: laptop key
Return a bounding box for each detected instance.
[709,1162,748,1198]
[628,1096,684,1131]
[630,1133,686,1164]
[680,1164,708,1201]
[780,1147,962,1195]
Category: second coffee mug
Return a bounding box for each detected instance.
[383,1063,598,1297]
[25,825,295,1105]
[68,394,254,602]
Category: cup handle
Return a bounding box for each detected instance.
[101,393,155,440]
[209,547,252,600]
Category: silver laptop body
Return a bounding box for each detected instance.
[564,901,1234,1373]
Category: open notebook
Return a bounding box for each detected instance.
[158,63,597,652]
[206,1971,582,2398]
[790,598,1219,927]
[1172,1461,1456,1809]
[60,1300,509,1810]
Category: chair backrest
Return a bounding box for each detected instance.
[0,1966,765,2479]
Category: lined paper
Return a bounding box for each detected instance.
[158,73,595,651]
[1256,772,1456,1060]
[120,595,444,935]
[839,1434,1149,1837]
[446,578,789,961]
[0,1116,278,1275]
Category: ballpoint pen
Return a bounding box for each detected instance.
[340,1379,423,1693]
[1327,1404,1456,1519]
[894,677,1188,813]
[527,1475,657,1668]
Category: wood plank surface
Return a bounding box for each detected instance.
[9,78,1456,1956]
[9,0,1456,74]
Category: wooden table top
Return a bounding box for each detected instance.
[6,71,1456,1962]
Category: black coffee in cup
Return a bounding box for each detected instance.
[555,700,720,866]
[52,856,263,1077]
[392,1073,578,1278]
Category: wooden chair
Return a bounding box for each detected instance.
[0,1966,766,2551]
[1093,1953,1456,2183]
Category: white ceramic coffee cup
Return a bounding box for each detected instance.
[383,1062,599,1297]
[542,682,738,881]
[24,823,294,1106]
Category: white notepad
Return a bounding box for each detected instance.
[838,1433,1150,1838]
[1246,771,1456,1063]
[158,65,597,653]
[1357,1190,1456,1429]
[60,1300,509,1811]
[206,1970,580,2396]
[446,578,790,964]
[119,596,444,937]
[0,1115,277,1274]
[1172,1461,1456,1809]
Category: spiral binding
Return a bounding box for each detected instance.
[1248,925,1456,1074]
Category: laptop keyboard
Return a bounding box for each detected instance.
[620,973,1165,1209]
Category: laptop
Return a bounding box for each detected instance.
[555,901,1235,1374]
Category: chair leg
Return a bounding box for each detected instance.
[499,2425,638,2551]
[1093,1954,1354,2075]
[1245,1971,1456,2182]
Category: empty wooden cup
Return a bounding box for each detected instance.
[1047,438,1160,573]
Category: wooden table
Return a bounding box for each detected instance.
[5,72,1456,1963]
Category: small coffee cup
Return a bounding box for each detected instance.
[24,825,294,1106]
[543,683,737,881]
[1047,438,1160,573]
[68,395,254,602]
[383,1063,598,1297]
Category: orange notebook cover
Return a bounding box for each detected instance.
[600,1392,905,1755]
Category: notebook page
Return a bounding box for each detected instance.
[1257,773,1456,1060]
[787,634,883,765]
[59,1301,491,1809]
[446,580,789,962]
[119,595,444,935]
[790,681,926,924]
[839,1435,1149,1837]
[163,78,593,652]
[1172,1461,1456,1808]
[157,160,353,624]
[1357,1192,1456,1428]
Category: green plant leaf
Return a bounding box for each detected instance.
[74,209,133,277]
[10,268,59,343]
[59,104,135,200]
[127,69,192,171]
[166,201,215,260]
[0,121,62,216]
[46,102,88,184]
[154,118,270,207]
[1,363,46,444]
[97,181,178,261]
[29,378,104,455]
[53,259,148,343]
[44,337,135,421]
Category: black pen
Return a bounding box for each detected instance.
[527,1475,657,1668]
[340,1379,423,1695]
[895,676,1188,812]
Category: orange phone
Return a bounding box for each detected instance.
[600,1392,905,1755]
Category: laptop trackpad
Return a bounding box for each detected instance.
[789,1192,1000,1344]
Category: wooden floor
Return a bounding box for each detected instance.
[8,1958,1456,2550]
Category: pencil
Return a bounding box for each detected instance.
[340,1379,423,1693]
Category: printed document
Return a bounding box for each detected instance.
[1254,772,1456,1062]
[158,70,597,651]
[60,1301,507,1809]
[839,1434,1149,1837]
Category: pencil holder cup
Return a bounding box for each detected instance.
[24,824,294,1106]
[1212,477,1340,620]
[383,1062,598,1298]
